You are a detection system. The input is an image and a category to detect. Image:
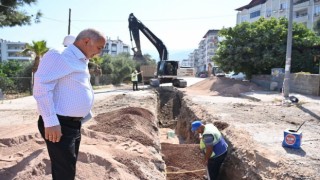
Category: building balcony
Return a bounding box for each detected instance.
[7,56,32,61]
[294,0,309,9]
[294,0,309,5]
[295,14,308,23]
[7,49,24,52]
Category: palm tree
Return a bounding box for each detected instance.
[21,40,49,93]
[21,40,49,73]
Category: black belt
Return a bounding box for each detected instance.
[57,114,83,121]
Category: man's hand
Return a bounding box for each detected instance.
[45,125,62,143]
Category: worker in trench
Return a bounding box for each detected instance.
[191,120,228,180]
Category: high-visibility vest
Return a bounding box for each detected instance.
[131,72,138,81]
[200,124,228,158]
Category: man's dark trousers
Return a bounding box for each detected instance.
[132,81,138,91]
[207,151,227,180]
[38,115,81,180]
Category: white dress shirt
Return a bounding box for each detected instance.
[33,45,94,127]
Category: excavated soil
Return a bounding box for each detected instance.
[161,143,205,180]
[1,76,320,179]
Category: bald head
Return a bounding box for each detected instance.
[75,29,106,42]
[74,28,106,59]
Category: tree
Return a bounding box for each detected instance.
[21,40,49,73]
[0,0,42,27]
[314,17,320,36]
[100,54,136,85]
[0,60,24,93]
[214,17,320,78]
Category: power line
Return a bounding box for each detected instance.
[41,16,66,23]
[71,14,236,23]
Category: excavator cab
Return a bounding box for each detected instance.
[158,61,178,76]
[156,61,186,87]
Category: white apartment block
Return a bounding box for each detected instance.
[180,58,193,67]
[187,0,320,76]
[236,0,320,29]
[101,37,130,56]
[192,29,220,75]
[0,39,32,62]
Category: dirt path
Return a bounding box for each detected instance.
[0,77,320,179]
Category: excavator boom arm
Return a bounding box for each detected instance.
[128,13,168,61]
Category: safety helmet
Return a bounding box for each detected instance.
[191,120,203,132]
[62,35,76,47]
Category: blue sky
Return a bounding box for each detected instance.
[1,0,250,60]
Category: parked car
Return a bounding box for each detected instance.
[212,66,225,77]
[229,72,246,80]
[226,71,246,80]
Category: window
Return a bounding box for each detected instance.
[280,3,287,10]
[241,15,248,22]
[250,11,261,19]
[266,9,272,17]
[296,10,308,18]
[111,44,117,52]
[315,5,320,16]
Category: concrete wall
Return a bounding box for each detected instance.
[289,74,320,96]
[252,74,320,96]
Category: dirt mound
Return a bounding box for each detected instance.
[186,77,262,96]
[90,107,159,148]
[213,121,229,131]
[161,143,205,180]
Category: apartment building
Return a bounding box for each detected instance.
[192,29,220,76]
[236,0,320,29]
[0,39,32,62]
[101,37,130,56]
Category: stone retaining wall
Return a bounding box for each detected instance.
[252,74,320,96]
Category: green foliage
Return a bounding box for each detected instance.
[22,40,49,57]
[214,17,320,78]
[0,60,28,92]
[313,18,320,36]
[21,40,49,72]
[0,0,42,27]
[0,60,24,77]
[90,56,104,66]
[141,53,157,65]
[100,53,136,85]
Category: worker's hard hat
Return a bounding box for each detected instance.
[191,120,203,132]
[62,35,76,47]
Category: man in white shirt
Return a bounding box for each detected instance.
[33,28,106,180]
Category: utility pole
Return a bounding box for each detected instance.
[283,0,293,98]
[68,8,71,35]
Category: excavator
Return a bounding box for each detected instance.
[128,13,187,88]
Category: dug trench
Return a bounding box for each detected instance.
[156,86,239,180]
[89,86,256,180]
